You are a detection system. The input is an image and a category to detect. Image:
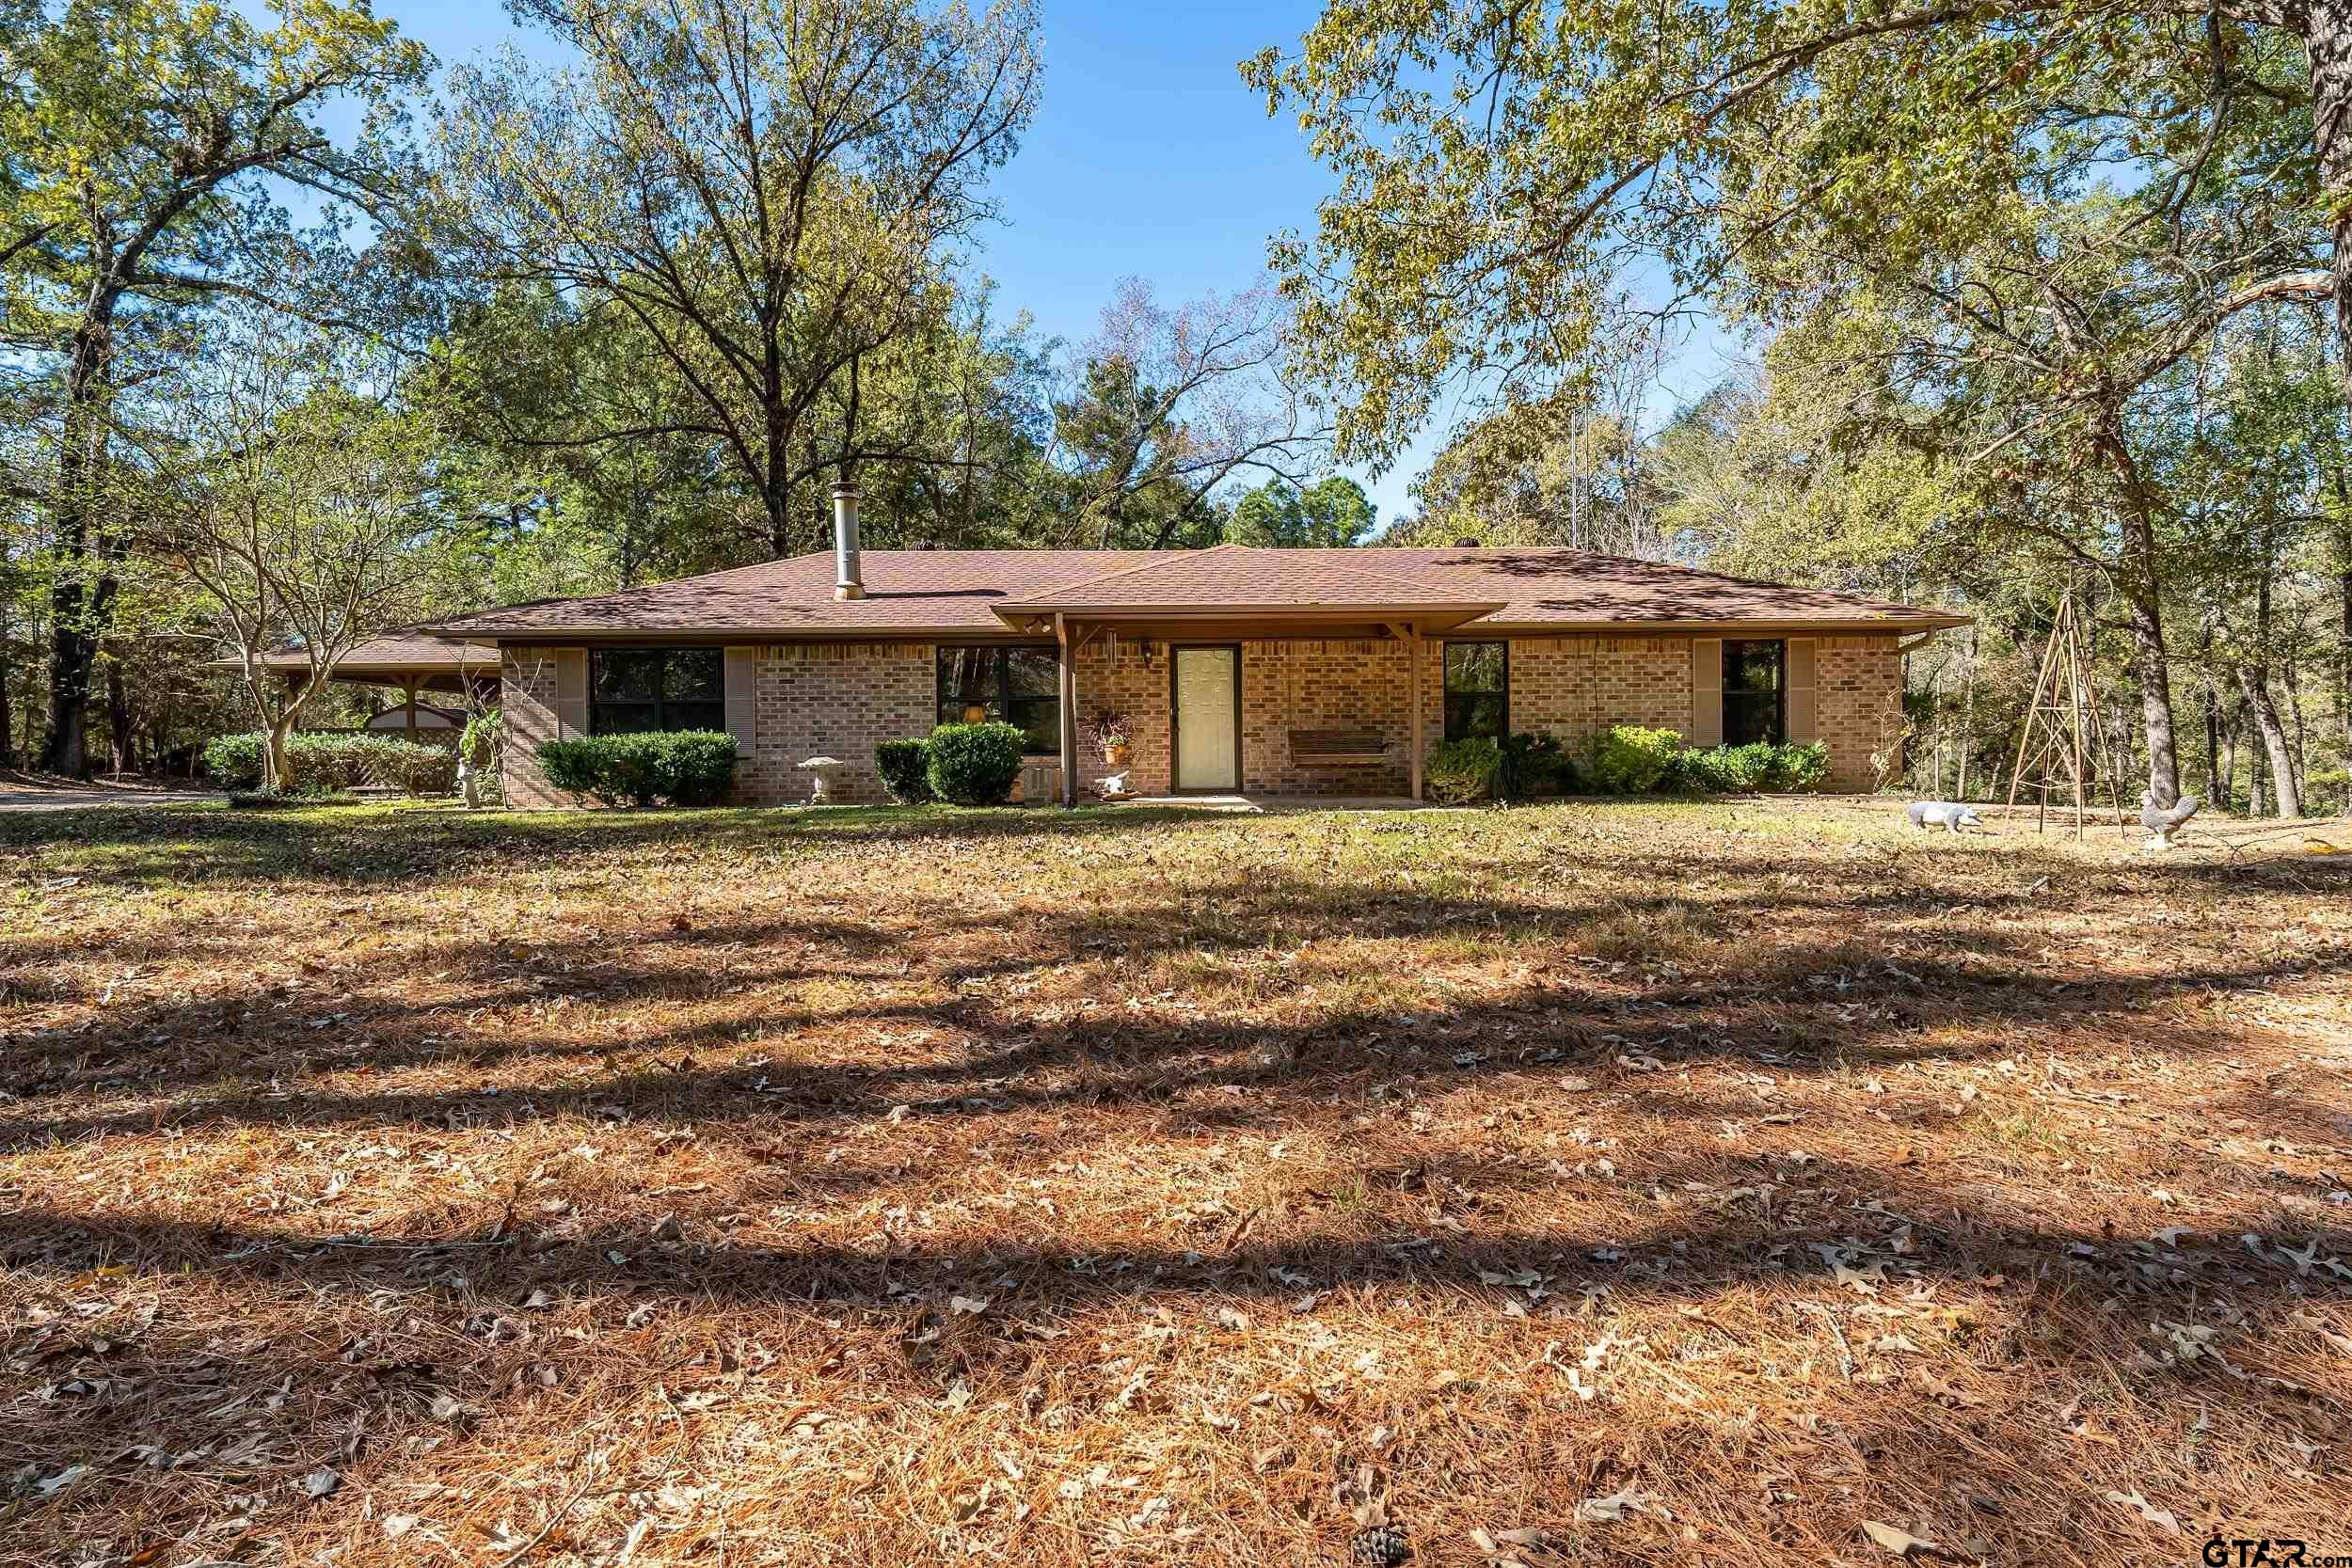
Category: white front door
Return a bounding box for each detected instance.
[1173,646,1239,791]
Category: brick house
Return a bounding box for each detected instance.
[420,492,1966,807]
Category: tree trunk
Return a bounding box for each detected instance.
[2202,671,2224,805]
[2312,0,2352,418]
[105,655,134,775]
[38,295,123,778]
[2236,666,2304,818]
[1955,629,1977,799]
[0,610,12,770]
[264,716,296,793]
[2098,414,2183,806]
[2341,553,2351,811]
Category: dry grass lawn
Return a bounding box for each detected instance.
[3,795,2350,1568]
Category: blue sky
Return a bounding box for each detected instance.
[382,0,1747,529]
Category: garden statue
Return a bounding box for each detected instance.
[801,755,845,803]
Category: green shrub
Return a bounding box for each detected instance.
[203,733,267,790]
[1425,736,1502,804]
[202,731,453,795]
[876,738,935,804]
[1499,732,1575,798]
[1586,724,1681,794]
[1670,741,1770,794]
[1768,740,1830,792]
[925,721,1025,805]
[536,737,621,803]
[1666,739,1834,794]
[533,731,738,807]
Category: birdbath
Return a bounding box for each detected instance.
[800,755,845,804]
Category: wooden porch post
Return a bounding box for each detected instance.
[1057,612,1076,808]
[403,675,419,739]
[1408,625,1424,801]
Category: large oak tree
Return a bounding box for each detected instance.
[0,0,428,774]
[437,0,1041,558]
[1248,0,2331,804]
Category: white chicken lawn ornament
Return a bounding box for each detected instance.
[2138,789,2201,852]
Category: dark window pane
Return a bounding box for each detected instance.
[1006,696,1059,754]
[1003,648,1060,696]
[1445,693,1506,742]
[665,701,726,734]
[1723,640,1784,695]
[937,647,1001,700]
[594,650,662,703]
[665,647,723,702]
[594,701,661,736]
[1446,641,1505,693]
[1724,692,1782,746]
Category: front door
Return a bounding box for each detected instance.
[1172,645,1240,791]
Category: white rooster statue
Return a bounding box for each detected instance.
[2138,789,2201,852]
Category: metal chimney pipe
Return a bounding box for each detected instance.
[832,481,864,600]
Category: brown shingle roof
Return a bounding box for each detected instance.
[995,543,1495,611]
[1364,547,1961,628]
[426,551,1163,638]
[422,546,1967,640]
[236,632,497,674]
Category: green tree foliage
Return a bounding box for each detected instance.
[0,0,430,773]
[437,0,1042,557]
[1224,476,1375,548]
[1249,1,2329,806]
[151,309,444,792]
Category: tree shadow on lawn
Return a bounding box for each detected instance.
[5,1148,2347,1562]
[7,853,2339,1148]
[7,824,2350,1558]
[0,800,1284,892]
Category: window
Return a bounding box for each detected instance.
[591,648,725,735]
[1723,640,1785,745]
[1443,641,1508,741]
[936,645,1060,754]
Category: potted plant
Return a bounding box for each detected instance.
[1086,710,1134,766]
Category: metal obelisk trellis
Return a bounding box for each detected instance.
[2003,589,2132,838]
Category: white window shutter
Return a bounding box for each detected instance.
[1691,638,1723,747]
[1786,638,1819,742]
[723,646,757,758]
[554,648,589,738]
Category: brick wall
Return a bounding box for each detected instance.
[1817,635,1903,793]
[1505,636,1696,748]
[1502,632,1900,793]
[1072,637,1171,797]
[1240,640,1414,795]
[500,647,568,809]
[741,642,932,805]
[496,630,1906,807]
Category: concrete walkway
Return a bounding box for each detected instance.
[0,788,218,813]
[1109,793,1454,813]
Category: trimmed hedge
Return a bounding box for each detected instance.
[1669,739,1830,794]
[202,731,456,796]
[534,731,739,808]
[1585,724,1682,794]
[925,721,1025,805]
[876,738,935,804]
[1425,737,1502,804]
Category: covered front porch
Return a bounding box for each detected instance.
[993,553,1504,808]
